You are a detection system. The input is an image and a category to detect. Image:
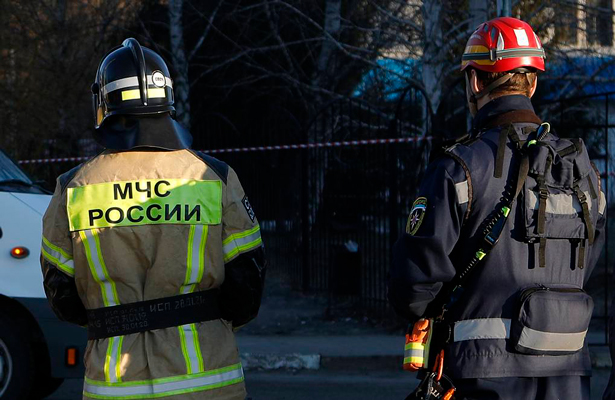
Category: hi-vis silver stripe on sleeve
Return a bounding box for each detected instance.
[102,75,173,95]
[455,181,469,205]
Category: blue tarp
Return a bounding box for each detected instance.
[353,58,418,100]
[541,56,615,99]
[354,56,615,101]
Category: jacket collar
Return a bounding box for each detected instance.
[472,95,541,134]
[93,114,193,151]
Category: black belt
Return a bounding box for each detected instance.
[86,289,221,340]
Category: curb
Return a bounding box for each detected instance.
[591,346,612,369]
[241,351,612,371]
[240,353,321,371]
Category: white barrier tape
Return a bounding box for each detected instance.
[18,137,433,164]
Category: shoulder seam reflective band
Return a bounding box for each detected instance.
[41,236,75,277]
[455,180,469,205]
[102,75,173,96]
[527,190,593,215]
[79,230,120,307]
[600,191,606,215]
[83,363,243,398]
[518,326,587,352]
[222,225,262,263]
[454,318,511,342]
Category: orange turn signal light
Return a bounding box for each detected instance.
[10,247,29,259]
[66,347,78,366]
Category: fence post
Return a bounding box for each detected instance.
[605,94,610,344]
[301,132,310,293]
[388,118,400,249]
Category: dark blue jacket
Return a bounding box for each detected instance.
[390,95,607,379]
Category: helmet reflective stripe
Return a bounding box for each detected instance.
[121,88,167,101]
[462,48,546,62]
[102,75,173,96]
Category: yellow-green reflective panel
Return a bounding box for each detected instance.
[67,179,222,231]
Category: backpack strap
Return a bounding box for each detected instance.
[587,173,598,200]
[539,238,547,269]
[557,141,580,158]
[537,173,548,268]
[536,153,552,236]
[573,184,595,245]
[494,127,511,178]
[578,239,586,270]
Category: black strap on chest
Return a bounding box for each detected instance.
[86,289,221,340]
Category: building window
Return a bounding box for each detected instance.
[554,3,579,45]
[586,0,613,46]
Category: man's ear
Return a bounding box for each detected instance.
[470,69,482,95]
[529,75,538,98]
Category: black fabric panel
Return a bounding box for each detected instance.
[86,289,221,339]
[189,150,229,184]
[42,260,87,326]
[94,114,193,150]
[220,246,266,328]
[59,164,84,193]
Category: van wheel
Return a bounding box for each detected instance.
[0,311,36,399]
[35,377,64,399]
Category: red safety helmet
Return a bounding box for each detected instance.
[461,17,546,73]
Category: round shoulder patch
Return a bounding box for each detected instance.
[406,197,427,235]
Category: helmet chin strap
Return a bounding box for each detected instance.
[473,73,515,100]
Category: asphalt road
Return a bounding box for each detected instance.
[46,370,412,400]
[46,368,613,400]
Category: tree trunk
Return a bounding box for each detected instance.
[421,0,444,120]
[469,0,488,32]
[312,0,342,92]
[169,0,191,129]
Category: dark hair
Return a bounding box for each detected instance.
[473,69,537,98]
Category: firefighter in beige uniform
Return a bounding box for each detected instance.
[40,38,265,400]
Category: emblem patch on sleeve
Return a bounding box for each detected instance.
[242,196,256,222]
[406,197,427,235]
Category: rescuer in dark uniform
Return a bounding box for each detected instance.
[41,38,265,400]
[389,17,606,400]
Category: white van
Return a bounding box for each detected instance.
[0,150,86,399]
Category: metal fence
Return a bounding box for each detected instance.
[19,92,615,342]
[199,98,429,311]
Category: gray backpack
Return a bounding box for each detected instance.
[502,123,604,355]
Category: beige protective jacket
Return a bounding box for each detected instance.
[41,149,263,400]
